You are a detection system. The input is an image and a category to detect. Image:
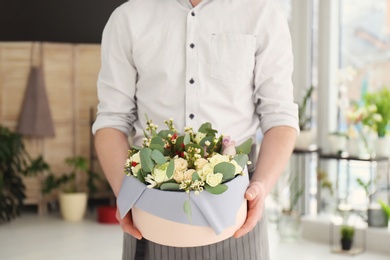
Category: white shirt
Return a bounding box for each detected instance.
[92,0,299,145]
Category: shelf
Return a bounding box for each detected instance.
[319,152,389,162]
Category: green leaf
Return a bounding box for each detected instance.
[183,134,191,145]
[151,136,165,146]
[160,183,181,191]
[233,154,249,168]
[204,184,228,194]
[199,136,214,147]
[151,150,166,165]
[378,199,390,219]
[235,138,253,154]
[166,160,175,179]
[131,145,142,150]
[192,172,200,182]
[198,122,212,133]
[175,135,185,150]
[149,144,164,154]
[183,200,192,224]
[158,130,175,139]
[137,170,145,183]
[214,162,235,181]
[140,148,155,173]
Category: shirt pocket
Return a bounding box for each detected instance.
[210,33,256,83]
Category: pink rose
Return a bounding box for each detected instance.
[221,136,236,156]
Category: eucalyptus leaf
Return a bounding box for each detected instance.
[233,154,249,168]
[204,184,228,194]
[235,138,253,154]
[192,172,200,182]
[137,170,145,183]
[151,136,165,146]
[151,150,166,165]
[214,162,235,181]
[140,148,154,173]
[198,122,212,133]
[158,130,175,139]
[183,200,192,224]
[160,183,181,191]
[166,160,175,179]
[183,134,191,145]
[199,136,214,147]
[149,144,164,154]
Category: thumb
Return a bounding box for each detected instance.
[245,182,261,201]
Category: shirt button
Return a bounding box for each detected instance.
[189,78,195,84]
[189,114,195,120]
[190,43,195,48]
[191,11,195,16]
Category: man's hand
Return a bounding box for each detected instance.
[116,208,142,240]
[234,181,266,238]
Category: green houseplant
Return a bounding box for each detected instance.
[295,86,315,150]
[0,126,48,224]
[340,225,355,251]
[274,173,305,241]
[363,87,390,157]
[42,156,100,221]
[363,87,390,138]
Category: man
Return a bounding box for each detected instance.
[93,0,299,259]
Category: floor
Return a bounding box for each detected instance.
[0,210,389,260]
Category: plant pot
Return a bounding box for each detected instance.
[367,205,388,227]
[118,174,249,247]
[59,192,88,222]
[328,135,347,155]
[374,137,390,157]
[97,205,119,224]
[341,238,353,251]
[277,211,301,242]
[132,200,247,247]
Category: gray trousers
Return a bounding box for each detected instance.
[122,215,269,260]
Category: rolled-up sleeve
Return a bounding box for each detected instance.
[92,7,138,136]
[253,3,299,135]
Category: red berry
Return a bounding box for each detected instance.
[131,162,138,167]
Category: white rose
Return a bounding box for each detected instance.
[198,163,213,181]
[195,158,208,170]
[183,169,195,181]
[206,173,223,187]
[153,162,170,184]
[130,152,140,163]
[208,154,229,167]
[230,160,243,175]
[131,164,141,176]
[174,158,188,171]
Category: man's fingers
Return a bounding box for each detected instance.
[233,211,258,238]
[245,181,263,201]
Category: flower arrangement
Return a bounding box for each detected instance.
[124,117,253,221]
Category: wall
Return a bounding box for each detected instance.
[0,42,101,176]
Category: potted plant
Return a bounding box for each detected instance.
[362,87,390,157]
[42,156,99,222]
[328,131,348,155]
[340,225,355,251]
[378,199,390,229]
[0,126,48,224]
[295,85,315,150]
[274,173,304,241]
